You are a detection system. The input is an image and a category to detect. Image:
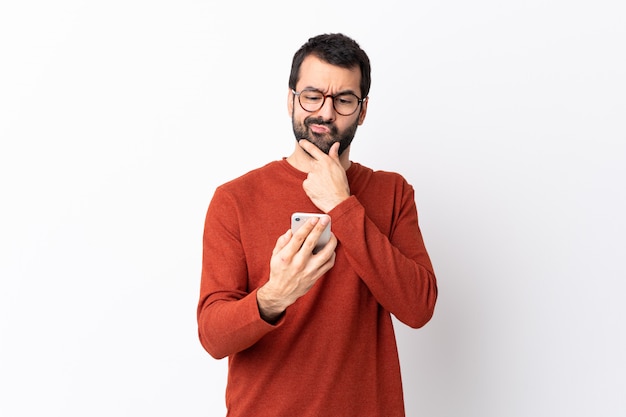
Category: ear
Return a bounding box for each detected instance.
[357,97,368,125]
[287,88,294,117]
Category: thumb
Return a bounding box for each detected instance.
[329,142,341,162]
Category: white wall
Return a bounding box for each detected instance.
[1,1,624,416]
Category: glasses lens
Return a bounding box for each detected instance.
[299,90,324,112]
[333,93,359,115]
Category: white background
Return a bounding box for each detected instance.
[1,1,625,416]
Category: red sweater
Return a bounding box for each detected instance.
[197,159,437,417]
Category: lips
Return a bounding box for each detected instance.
[305,117,335,136]
[309,124,331,134]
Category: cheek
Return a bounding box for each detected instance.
[340,116,360,131]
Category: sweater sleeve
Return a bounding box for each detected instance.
[196,187,282,359]
[329,183,438,328]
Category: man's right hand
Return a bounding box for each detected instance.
[256,216,337,323]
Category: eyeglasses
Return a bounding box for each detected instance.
[292,89,365,116]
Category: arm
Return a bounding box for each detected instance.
[196,188,277,359]
[298,140,437,328]
[330,190,438,328]
[197,188,337,359]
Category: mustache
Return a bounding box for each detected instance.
[304,117,334,128]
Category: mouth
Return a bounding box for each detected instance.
[305,117,335,136]
[309,123,331,134]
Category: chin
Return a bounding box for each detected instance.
[305,135,335,155]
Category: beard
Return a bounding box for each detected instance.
[291,113,359,156]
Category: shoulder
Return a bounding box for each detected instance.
[209,160,301,211]
[349,162,412,190]
[217,160,283,192]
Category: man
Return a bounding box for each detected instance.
[197,33,437,417]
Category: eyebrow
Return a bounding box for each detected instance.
[301,86,360,97]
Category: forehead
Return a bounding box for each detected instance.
[296,55,361,93]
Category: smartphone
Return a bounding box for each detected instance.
[291,212,332,254]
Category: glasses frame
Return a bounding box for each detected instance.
[292,89,366,116]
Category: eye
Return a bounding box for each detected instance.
[302,91,323,102]
[336,94,357,105]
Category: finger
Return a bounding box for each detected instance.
[298,139,326,161]
[289,216,319,250]
[312,232,337,257]
[328,142,341,161]
[272,229,293,255]
[313,240,337,273]
[300,216,332,253]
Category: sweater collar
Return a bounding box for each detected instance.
[279,157,359,181]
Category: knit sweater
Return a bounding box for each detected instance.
[197,159,437,417]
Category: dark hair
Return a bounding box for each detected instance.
[289,33,371,99]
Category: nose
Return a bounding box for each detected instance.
[317,95,336,121]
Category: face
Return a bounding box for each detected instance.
[289,55,367,156]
